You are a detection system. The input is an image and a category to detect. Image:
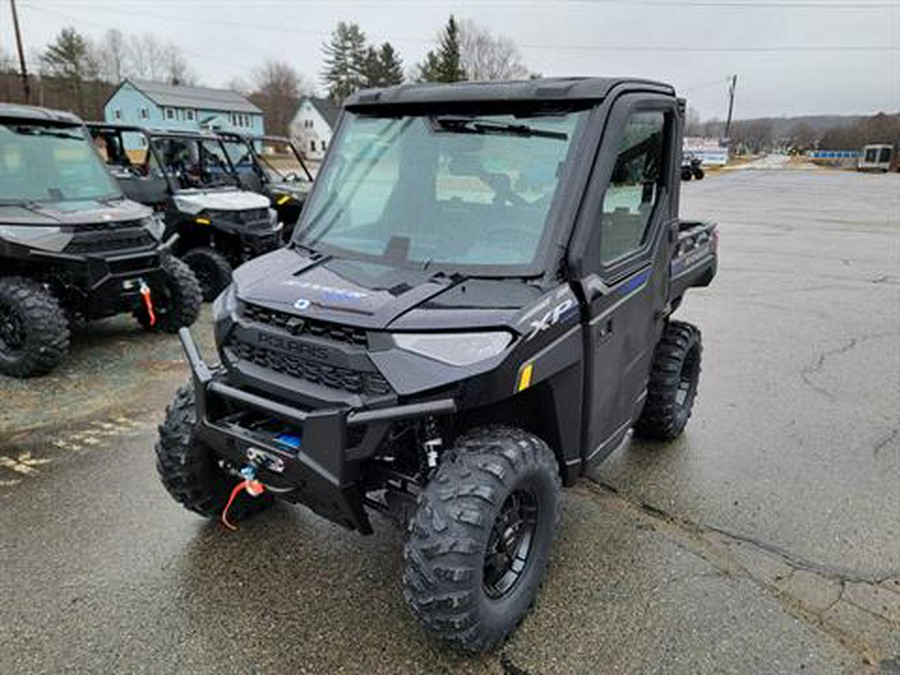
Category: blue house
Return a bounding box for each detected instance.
[103,79,264,135]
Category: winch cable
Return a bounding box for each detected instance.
[221,478,266,531]
[139,281,156,327]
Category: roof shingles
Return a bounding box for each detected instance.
[127,79,261,114]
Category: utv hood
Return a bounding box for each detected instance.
[232,247,543,331]
[0,198,151,227]
[173,189,270,215]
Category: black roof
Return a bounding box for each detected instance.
[0,103,83,125]
[345,77,674,110]
[85,121,220,140]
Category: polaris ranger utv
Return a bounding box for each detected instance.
[218,132,314,240]
[0,104,202,378]
[156,78,717,651]
[88,124,282,301]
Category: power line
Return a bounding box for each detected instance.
[28,0,900,7]
[18,3,259,77]
[19,2,900,55]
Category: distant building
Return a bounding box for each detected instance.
[290,96,339,160]
[683,136,729,166]
[103,79,264,134]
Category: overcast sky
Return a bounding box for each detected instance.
[6,0,900,119]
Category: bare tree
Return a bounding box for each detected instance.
[1,47,15,73]
[458,19,527,81]
[126,34,195,84]
[684,106,703,136]
[161,42,196,85]
[249,60,310,136]
[93,29,129,83]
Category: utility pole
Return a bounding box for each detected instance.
[724,74,737,140]
[10,0,31,103]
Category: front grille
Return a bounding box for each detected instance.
[75,219,145,232]
[65,229,156,255]
[109,254,159,275]
[211,208,270,228]
[226,338,391,396]
[242,303,368,347]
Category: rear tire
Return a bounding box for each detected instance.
[681,166,693,181]
[0,277,70,378]
[403,426,562,652]
[183,247,232,302]
[156,384,274,519]
[634,320,702,440]
[137,256,202,333]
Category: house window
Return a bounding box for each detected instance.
[165,108,175,120]
[310,140,316,153]
[140,107,149,120]
[186,109,195,121]
[113,108,122,120]
[322,141,327,151]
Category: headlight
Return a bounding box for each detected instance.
[142,215,165,241]
[392,332,513,367]
[211,284,237,321]
[0,225,69,252]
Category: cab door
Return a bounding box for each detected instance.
[574,96,679,465]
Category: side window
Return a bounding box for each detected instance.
[600,111,666,264]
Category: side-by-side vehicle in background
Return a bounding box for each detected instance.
[857,144,896,173]
[218,132,314,240]
[0,105,201,378]
[88,124,282,300]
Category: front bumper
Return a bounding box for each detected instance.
[179,328,455,534]
[31,246,166,319]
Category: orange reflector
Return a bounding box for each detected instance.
[517,363,534,392]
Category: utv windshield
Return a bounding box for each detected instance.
[0,123,120,203]
[222,136,312,183]
[294,108,588,274]
[149,135,238,190]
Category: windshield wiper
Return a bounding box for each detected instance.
[433,116,568,141]
[14,127,83,140]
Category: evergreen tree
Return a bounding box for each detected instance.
[320,22,367,103]
[418,15,466,83]
[378,43,404,86]
[41,27,97,114]
[361,42,404,88]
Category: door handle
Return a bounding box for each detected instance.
[596,318,614,344]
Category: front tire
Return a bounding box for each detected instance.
[137,256,202,333]
[0,277,70,378]
[403,427,562,652]
[634,320,702,440]
[182,247,233,302]
[156,384,273,519]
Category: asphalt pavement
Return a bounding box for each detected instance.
[1,165,898,674]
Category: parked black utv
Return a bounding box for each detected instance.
[0,104,201,378]
[88,124,282,301]
[156,78,718,651]
[218,132,314,240]
[681,153,705,181]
